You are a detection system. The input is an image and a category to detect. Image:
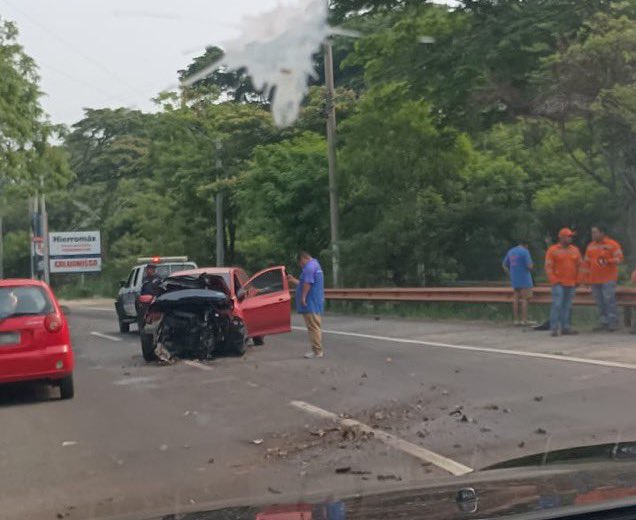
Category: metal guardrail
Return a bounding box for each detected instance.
[323,286,636,306]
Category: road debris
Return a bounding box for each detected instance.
[480,427,492,433]
[483,404,499,411]
[251,439,264,445]
[518,441,525,448]
[449,406,463,417]
[534,396,544,402]
[208,458,215,464]
[267,486,282,494]
[502,408,512,413]
[441,390,450,396]
[416,430,429,438]
[335,466,352,474]
[534,428,547,435]
[361,372,368,378]
[61,441,77,447]
[377,474,402,481]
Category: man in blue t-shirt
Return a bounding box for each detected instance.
[287,251,325,359]
[502,241,534,326]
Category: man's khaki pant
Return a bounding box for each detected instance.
[302,313,323,355]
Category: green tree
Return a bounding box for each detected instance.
[236,132,330,273]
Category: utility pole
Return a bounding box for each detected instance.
[215,138,224,267]
[0,213,3,279]
[324,40,341,287]
[40,190,50,285]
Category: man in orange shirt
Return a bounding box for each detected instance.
[545,228,583,337]
[584,225,623,331]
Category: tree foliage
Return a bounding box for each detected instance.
[5,1,636,288]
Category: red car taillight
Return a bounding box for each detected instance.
[44,313,63,333]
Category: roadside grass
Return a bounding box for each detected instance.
[325,300,602,328]
[52,279,116,300]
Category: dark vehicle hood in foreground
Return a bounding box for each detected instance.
[113,442,636,520]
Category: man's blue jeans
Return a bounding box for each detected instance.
[591,281,618,327]
[550,284,575,332]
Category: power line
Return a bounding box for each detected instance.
[0,0,149,98]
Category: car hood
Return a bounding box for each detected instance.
[107,441,636,520]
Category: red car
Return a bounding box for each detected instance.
[138,266,291,361]
[0,279,74,399]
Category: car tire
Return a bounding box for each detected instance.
[252,336,265,346]
[141,333,157,362]
[59,375,74,400]
[226,320,247,357]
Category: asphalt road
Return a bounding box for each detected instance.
[2,304,636,520]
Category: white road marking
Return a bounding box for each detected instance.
[183,360,215,371]
[113,376,156,386]
[90,331,122,342]
[290,400,473,476]
[292,326,636,371]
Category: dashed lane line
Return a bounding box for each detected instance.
[290,400,473,476]
[291,326,636,371]
[90,331,123,342]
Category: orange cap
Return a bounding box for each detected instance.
[558,228,575,238]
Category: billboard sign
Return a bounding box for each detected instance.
[49,231,102,273]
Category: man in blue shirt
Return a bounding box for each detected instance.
[287,251,325,359]
[502,241,534,326]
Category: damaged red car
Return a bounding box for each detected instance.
[138,266,291,361]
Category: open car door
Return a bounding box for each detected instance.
[239,266,291,338]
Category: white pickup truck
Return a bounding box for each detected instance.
[115,256,197,332]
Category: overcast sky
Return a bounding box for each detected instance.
[0,0,280,126]
[1,0,457,127]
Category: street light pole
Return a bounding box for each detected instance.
[324,40,340,287]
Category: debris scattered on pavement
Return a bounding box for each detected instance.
[373,411,385,421]
[251,439,264,445]
[377,474,402,481]
[350,469,372,475]
[361,372,368,378]
[483,404,499,411]
[335,466,352,474]
[123,371,131,376]
[417,430,429,438]
[208,458,215,464]
[518,441,525,448]
[453,443,462,449]
[480,427,492,433]
[534,396,544,402]
[61,441,77,447]
[502,408,512,413]
[374,316,380,321]
[534,428,547,435]
[449,406,463,417]
[267,486,282,494]
[183,410,199,416]
[331,386,337,391]
[460,415,470,423]
[441,390,449,396]
[455,369,461,373]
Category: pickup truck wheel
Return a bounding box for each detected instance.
[58,375,75,400]
[116,303,130,333]
[119,319,130,333]
[141,333,157,362]
[252,336,265,346]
